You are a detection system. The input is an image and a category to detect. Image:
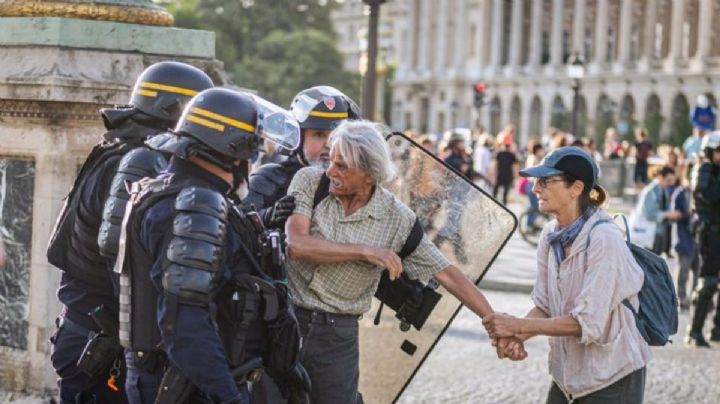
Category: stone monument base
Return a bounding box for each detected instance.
[0,16,222,394]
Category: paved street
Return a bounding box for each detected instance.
[399,203,720,404]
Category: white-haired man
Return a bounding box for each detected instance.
[285,120,524,404]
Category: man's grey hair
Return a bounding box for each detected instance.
[328,120,397,184]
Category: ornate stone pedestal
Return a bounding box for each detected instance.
[0,1,223,394]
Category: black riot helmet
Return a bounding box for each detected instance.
[129,61,214,123]
[289,86,361,131]
[149,88,300,171]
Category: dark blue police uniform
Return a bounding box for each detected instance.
[121,158,263,403]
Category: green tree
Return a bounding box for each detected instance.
[163,0,339,67]
[160,0,360,103]
[233,29,361,107]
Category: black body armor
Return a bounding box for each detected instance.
[98,146,168,259]
[47,115,165,287]
[693,162,720,224]
[244,157,304,210]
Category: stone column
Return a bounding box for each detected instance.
[572,0,586,54]
[666,0,686,69]
[400,0,417,73]
[527,0,543,68]
[616,0,634,67]
[474,0,492,72]
[693,0,714,66]
[418,0,432,73]
[638,0,658,71]
[592,0,610,71]
[508,0,524,68]
[454,0,468,74]
[487,0,504,75]
[435,0,448,72]
[549,0,564,68]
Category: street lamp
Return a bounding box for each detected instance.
[362,0,387,120]
[567,52,585,136]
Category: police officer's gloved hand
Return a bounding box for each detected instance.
[263,195,296,229]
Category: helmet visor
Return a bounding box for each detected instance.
[250,94,301,151]
[290,86,347,123]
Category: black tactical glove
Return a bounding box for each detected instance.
[263,195,296,229]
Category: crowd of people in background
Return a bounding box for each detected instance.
[393,93,719,348]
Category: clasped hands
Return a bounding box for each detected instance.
[482,312,528,361]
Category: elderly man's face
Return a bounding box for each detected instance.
[302,129,332,166]
[326,148,374,196]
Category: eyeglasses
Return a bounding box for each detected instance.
[534,177,566,189]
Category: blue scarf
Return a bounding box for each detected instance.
[546,207,597,265]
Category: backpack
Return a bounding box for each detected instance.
[585,216,678,346]
[312,173,442,331]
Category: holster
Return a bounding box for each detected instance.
[154,357,264,404]
[76,305,123,377]
[77,333,122,377]
[155,364,195,404]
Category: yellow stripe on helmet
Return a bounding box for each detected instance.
[190,107,256,133]
[140,81,199,97]
[136,89,158,97]
[187,115,225,132]
[308,111,349,119]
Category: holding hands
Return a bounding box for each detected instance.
[483,312,529,361]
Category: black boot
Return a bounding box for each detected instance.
[686,284,714,348]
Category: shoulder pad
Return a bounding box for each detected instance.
[163,186,229,305]
[250,163,291,187]
[246,163,295,207]
[118,147,168,178]
[175,187,229,219]
[98,149,168,258]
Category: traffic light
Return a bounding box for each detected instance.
[473,83,486,108]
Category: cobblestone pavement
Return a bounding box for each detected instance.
[399,289,720,404]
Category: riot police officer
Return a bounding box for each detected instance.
[114,88,303,403]
[244,86,360,218]
[686,131,720,347]
[46,61,213,404]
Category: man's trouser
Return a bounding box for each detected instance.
[689,225,720,336]
[296,308,363,404]
[124,351,164,404]
[51,315,127,404]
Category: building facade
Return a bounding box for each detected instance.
[333,0,720,146]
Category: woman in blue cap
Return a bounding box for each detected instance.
[483,146,653,403]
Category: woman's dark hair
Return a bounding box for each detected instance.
[559,173,608,212]
[659,165,675,178]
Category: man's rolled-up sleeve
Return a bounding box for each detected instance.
[403,234,450,282]
[287,167,321,218]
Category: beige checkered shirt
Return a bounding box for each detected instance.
[286,167,450,314]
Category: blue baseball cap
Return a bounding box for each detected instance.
[520,146,599,191]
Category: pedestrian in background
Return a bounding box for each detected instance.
[664,169,697,311]
[522,141,545,230]
[630,166,683,253]
[633,127,654,189]
[604,127,623,160]
[473,132,494,187]
[493,133,518,205]
[484,147,652,404]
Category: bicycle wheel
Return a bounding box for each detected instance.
[518,209,550,246]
